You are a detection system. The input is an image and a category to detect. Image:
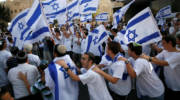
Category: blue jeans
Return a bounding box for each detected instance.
[141,94,164,100]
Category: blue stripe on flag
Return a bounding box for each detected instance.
[20,27,30,40]
[13,37,17,47]
[48,62,59,100]
[98,46,102,56]
[26,4,41,26]
[46,8,66,16]
[98,32,107,42]
[126,12,150,29]
[86,35,93,52]
[42,0,56,5]
[9,11,28,32]
[83,7,97,12]
[137,32,160,44]
[159,6,170,13]
[115,14,120,25]
[80,0,92,5]
[25,27,49,40]
[67,0,78,10]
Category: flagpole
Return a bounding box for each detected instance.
[39,0,54,39]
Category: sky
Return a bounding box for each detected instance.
[0,0,6,2]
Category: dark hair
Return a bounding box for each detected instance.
[53,44,66,57]
[107,41,121,55]
[10,47,19,56]
[16,50,28,64]
[111,28,118,33]
[0,39,6,50]
[162,35,176,47]
[84,52,95,63]
[176,34,180,40]
[54,28,60,33]
[0,87,9,100]
[6,57,18,71]
[128,43,142,56]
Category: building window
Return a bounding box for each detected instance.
[14,10,17,13]
[11,10,13,14]
[19,9,22,12]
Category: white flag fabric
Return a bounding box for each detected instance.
[124,7,162,46]
[156,5,171,19]
[96,12,108,22]
[79,0,99,14]
[85,25,109,56]
[80,14,92,22]
[113,0,135,29]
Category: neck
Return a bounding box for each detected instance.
[86,64,93,70]
[133,55,140,60]
[167,47,177,52]
[110,54,116,60]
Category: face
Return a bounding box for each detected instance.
[1,92,14,100]
[128,47,133,57]
[81,54,90,68]
[106,46,111,57]
[162,40,170,50]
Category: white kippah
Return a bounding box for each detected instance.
[57,45,67,54]
[23,43,33,53]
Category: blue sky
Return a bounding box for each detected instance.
[0,0,6,2]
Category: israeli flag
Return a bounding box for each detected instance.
[67,0,80,22]
[80,0,99,14]
[85,25,109,56]
[80,14,92,22]
[95,12,108,22]
[156,5,171,19]
[24,15,51,44]
[42,0,67,25]
[113,0,135,29]
[124,7,162,46]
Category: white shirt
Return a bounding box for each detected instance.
[156,50,180,91]
[81,38,87,54]
[0,50,12,87]
[79,65,113,100]
[134,58,164,98]
[72,36,81,54]
[108,61,132,96]
[8,63,39,99]
[45,55,79,100]
[63,35,72,52]
[28,54,40,67]
[169,26,175,34]
[86,23,91,32]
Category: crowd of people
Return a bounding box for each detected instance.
[0,13,180,100]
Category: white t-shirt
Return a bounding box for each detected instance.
[169,26,175,34]
[63,35,72,52]
[86,23,91,32]
[8,63,39,99]
[134,58,164,98]
[0,50,12,87]
[81,38,87,54]
[72,36,81,54]
[108,61,132,96]
[28,54,40,67]
[156,50,180,91]
[45,55,79,100]
[79,65,112,100]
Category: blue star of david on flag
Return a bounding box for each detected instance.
[51,3,59,11]
[18,22,24,30]
[59,63,77,79]
[126,29,138,42]
[67,11,72,20]
[93,36,98,45]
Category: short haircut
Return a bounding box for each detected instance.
[162,35,176,47]
[10,47,19,56]
[107,41,120,55]
[84,52,95,63]
[0,39,6,50]
[128,43,142,56]
[16,50,28,64]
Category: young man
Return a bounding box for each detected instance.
[57,52,112,100]
[93,41,131,100]
[8,51,39,99]
[119,42,165,100]
[44,45,79,100]
[141,35,180,100]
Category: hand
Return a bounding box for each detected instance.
[92,66,101,73]
[56,60,68,68]
[141,53,150,60]
[118,57,127,61]
[18,72,27,81]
